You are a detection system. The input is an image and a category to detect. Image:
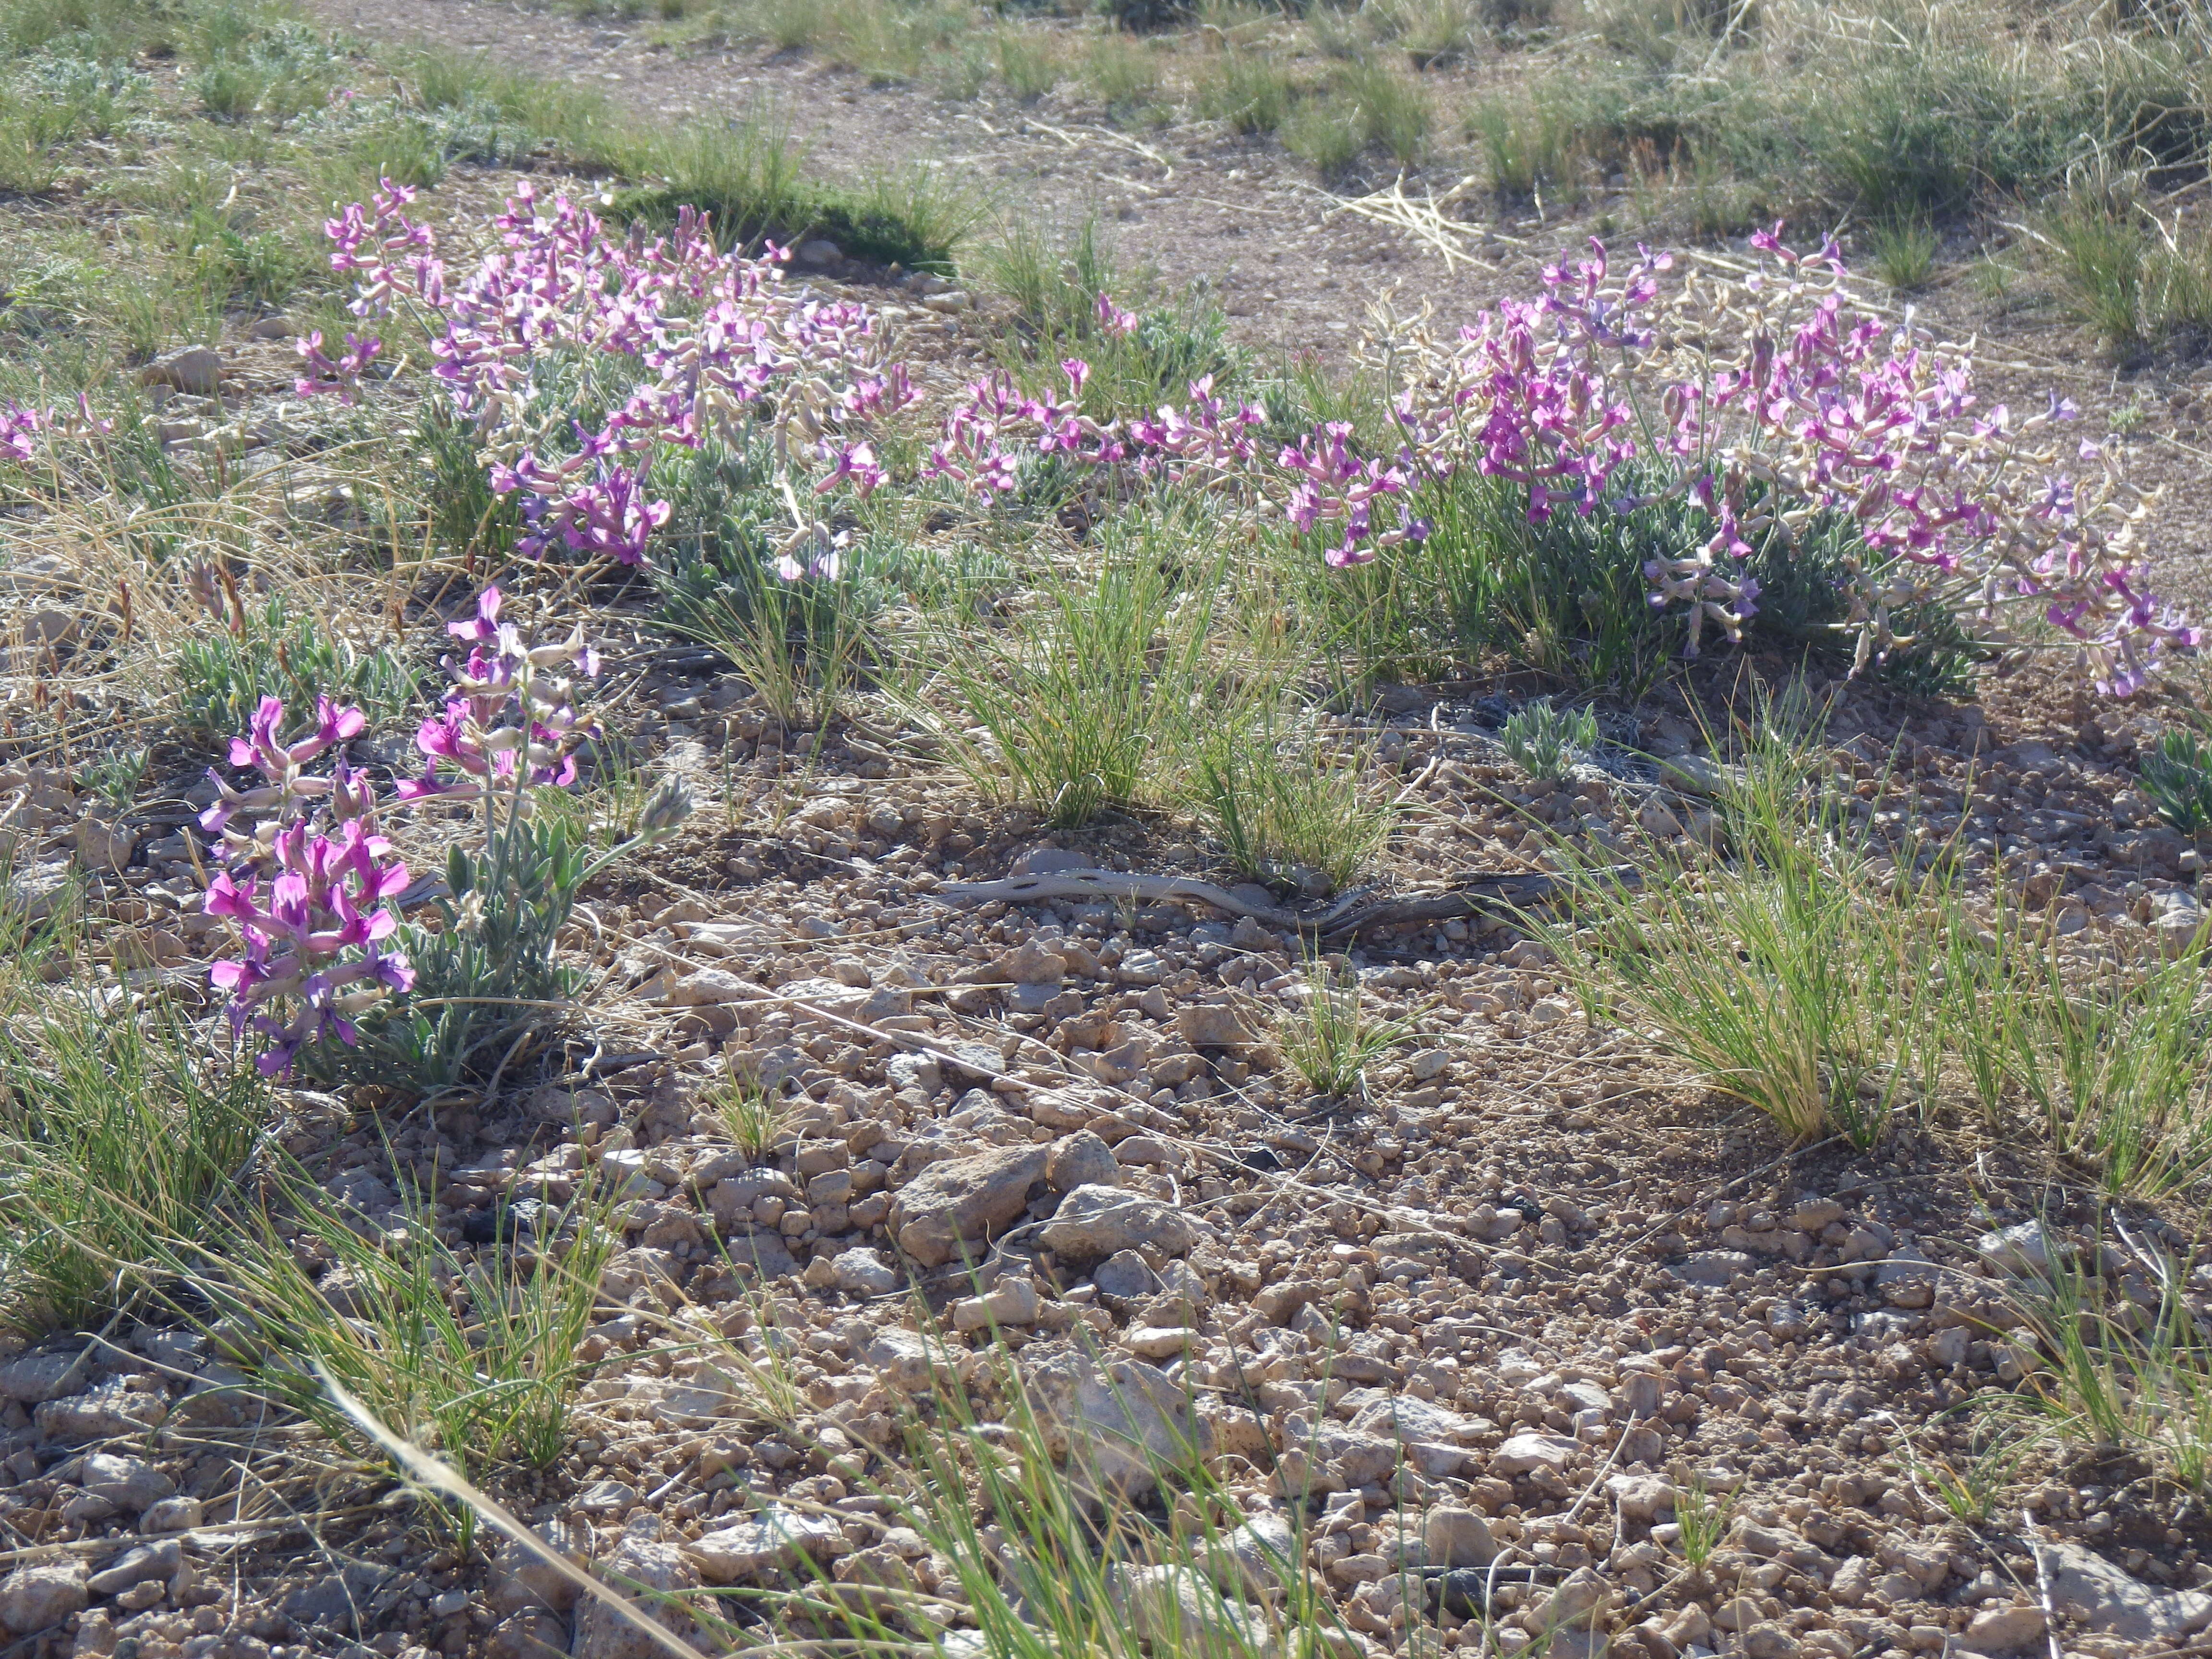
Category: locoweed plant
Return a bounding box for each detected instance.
[1500,697,1598,780]
[2140,726,2212,834]
[313,181,2194,700]
[197,585,693,1088]
[174,581,419,741]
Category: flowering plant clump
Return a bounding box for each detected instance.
[200,696,415,1076]
[198,586,687,1079]
[312,184,2188,694]
[303,178,913,570]
[0,396,114,475]
[397,585,601,810]
[1375,233,2194,692]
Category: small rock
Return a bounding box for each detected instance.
[826,1248,899,1298]
[1046,1130,1121,1192]
[86,1540,181,1597]
[1492,1432,1578,1477]
[889,1143,1048,1267]
[1039,1183,1202,1262]
[686,1510,843,1584]
[1423,1506,1498,1568]
[951,1278,1041,1331]
[573,1526,699,1659]
[1123,1325,1197,1360]
[139,1496,203,1533]
[0,1350,87,1404]
[2035,1538,2212,1642]
[1405,1048,1451,1082]
[1105,1563,1267,1652]
[1671,1250,1755,1287]
[1175,1002,1256,1049]
[138,347,224,397]
[0,1563,85,1634]
[1093,1249,1161,1298]
[1963,1603,2047,1655]
[79,1454,174,1512]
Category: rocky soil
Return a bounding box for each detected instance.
[3,10,2212,1659]
[5,631,2212,1659]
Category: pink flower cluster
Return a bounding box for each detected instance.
[397,586,601,806]
[306,183,2190,692]
[0,403,48,465]
[200,586,599,1074]
[1387,242,1663,529]
[925,360,1129,494]
[200,695,415,1076]
[1652,228,2195,690]
[304,180,913,565]
[1358,230,2194,690]
[0,396,113,469]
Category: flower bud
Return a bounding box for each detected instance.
[638,776,696,837]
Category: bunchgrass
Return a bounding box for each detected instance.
[1278,958,1415,1098]
[1902,1399,2040,1526]
[922,556,1217,829]
[1195,52,1297,135]
[1672,1476,1734,1570]
[196,1170,618,1540]
[1192,715,1394,894]
[0,965,266,1334]
[1545,711,1952,1147]
[2003,1223,2212,1494]
[714,1072,786,1159]
[1867,216,1939,290]
[1944,905,2212,1199]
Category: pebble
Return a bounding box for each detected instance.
[951,1278,1041,1330]
[1122,1324,1198,1359]
[826,1247,900,1297]
[1492,1431,1579,1477]
[0,1563,85,1634]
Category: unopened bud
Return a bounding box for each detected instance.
[638,776,696,837]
